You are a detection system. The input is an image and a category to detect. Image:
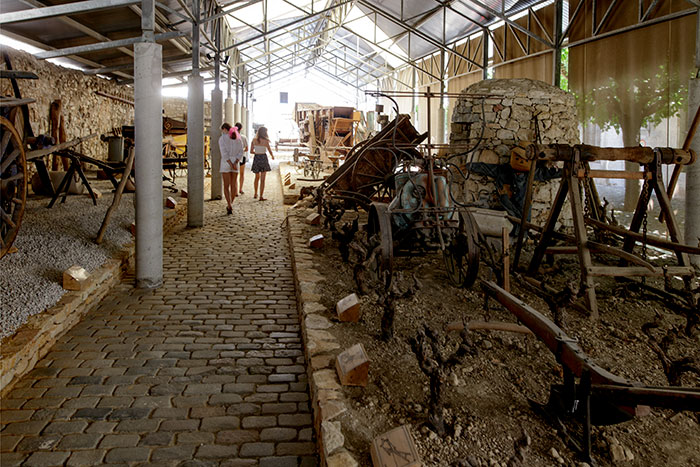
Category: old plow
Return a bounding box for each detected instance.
[481,280,700,463]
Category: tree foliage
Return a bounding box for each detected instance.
[576,65,689,140]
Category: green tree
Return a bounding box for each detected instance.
[576,65,688,210]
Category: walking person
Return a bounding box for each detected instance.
[218,123,243,214]
[235,122,248,195]
[250,126,275,201]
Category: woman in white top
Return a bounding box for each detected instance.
[250,126,275,201]
[234,122,248,195]
[219,123,243,214]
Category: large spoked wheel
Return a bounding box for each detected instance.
[1,114,27,259]
[349,143,397,202]
[443,209,480,287]
[367,202,393,281]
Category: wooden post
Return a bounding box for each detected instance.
[567,154,598,320]
[502,226,510,292]
[96,148,135,244]
[512,158,536,270]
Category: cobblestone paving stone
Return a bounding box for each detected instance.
[1,164,318,466]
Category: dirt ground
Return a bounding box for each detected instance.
[288,203,700,467]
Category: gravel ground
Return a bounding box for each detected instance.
[0,178,135,340]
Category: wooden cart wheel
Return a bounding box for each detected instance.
[367,202,393,280]
[1,115,27,259]
[349,142,398,202]
[443,209,480,287]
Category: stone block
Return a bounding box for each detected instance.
[327,449,359,467]
[63,265,89,291]
[305,213,321,225]
[335,343,369,387]
[336,293,360,322]
[309,234,324,248]
[165,197,177,208]
[370,425,421,467]
[321,420,344,456]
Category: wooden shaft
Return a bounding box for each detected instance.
[446,320,533,335]
[26,133,98,161]
[502,227,510,292]
[587,266,694,277]
[585,217,700,255]
[96,148,135,244]
[576,169,651,180]
[661,104,700,222]
[529,144,696,165]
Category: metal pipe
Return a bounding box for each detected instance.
[0,0,140,24]
[35,31,185,59]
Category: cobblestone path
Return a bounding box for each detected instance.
[1,164,317,466]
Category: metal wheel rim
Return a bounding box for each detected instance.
[443,209,480,287]
[367,202,393,281]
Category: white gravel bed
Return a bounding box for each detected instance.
[0,180,135,340]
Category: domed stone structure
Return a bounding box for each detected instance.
[449,78,580,225]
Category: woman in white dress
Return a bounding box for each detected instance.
[219,123,243,214]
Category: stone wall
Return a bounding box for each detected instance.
[2,47,134,161]
[450,78,579,225]
[2,47,210,163]
[163,96,211,129]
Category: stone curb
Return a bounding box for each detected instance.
[0,199,187,397]
[280,166,360,467]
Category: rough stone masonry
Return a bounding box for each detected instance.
[450,78,579,225]
[2,47,210,163]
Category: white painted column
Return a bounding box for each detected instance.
[134,41,163,288]
[187,74,204,227]
[234,103,241,125]
[225,98,234,124]
[225,67,233,124]
[210,88,222,200]
[245,108,251,140]
[685,10,700,267]
[686,78,700,267]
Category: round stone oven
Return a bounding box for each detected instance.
[449,78,579,225]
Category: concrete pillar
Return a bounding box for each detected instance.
[187,74,205,227]
[234,103,241,125]
[245,108,251,141]
[210,88,222,200]
[686,78,700,267]
[134,41,163,289]
[225,98,234,125]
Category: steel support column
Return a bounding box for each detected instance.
[685,8,700,267]
[210,18,222,200]
[438,50,446,145]
[187,0,204,227]
[134,0,163,288]
[225,66,234,124]
[553,0,563,87]
[482,28,489,80]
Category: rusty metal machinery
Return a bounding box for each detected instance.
[482,280,700,463]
